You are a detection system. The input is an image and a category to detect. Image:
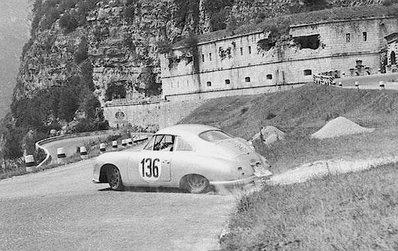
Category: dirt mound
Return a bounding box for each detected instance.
[311,117,375,139]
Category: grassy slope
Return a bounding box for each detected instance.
[221,163,398,250]
[181,84,398,172]
[181,84,398,250]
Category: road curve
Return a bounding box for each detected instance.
[0,160,235,251]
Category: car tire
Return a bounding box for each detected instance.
[182,174,209,194]
[107,165,124,191]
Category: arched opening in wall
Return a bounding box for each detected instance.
[245,77,251,82]
[225,79,230,85]
[266,74,273,80]
[207,81,212,87]
[303,69,312,76]
[391,51,396,65]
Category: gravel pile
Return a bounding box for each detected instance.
[311,116,375,139]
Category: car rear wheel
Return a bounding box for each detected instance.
[183,174,209,194]
[107,166,124,191]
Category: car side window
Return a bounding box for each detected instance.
[153,135,175,151]
[174,137,193,151]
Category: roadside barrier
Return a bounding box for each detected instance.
[122,139,127,147]
[112,141,118,149]
[100,143,106,153]
[25,155,35,172]
[127,138,133,145]
[134,136,149,144]
[57,148,66,164]
[80,146,88,159]
[355,81,359,89]
[313,74,335,85]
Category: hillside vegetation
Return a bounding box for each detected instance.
[181,84,398,172]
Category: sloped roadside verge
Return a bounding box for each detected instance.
[268,155,398,185]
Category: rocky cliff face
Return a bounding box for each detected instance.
[15,0,207,106]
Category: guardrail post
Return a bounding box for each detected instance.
[100,143,106,153]
[112,141,118,149]
[57,148,66,164]
[25,155,35,172]
[122,139,127,147]
[355,81,359,89]
[380,81,385,89]
[80,146,88,159]
[127,138,133,146]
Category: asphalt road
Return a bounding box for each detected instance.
[0,159,235,251]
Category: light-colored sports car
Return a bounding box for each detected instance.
[93,124,272,193]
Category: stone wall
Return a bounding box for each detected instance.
[103,100,205,129]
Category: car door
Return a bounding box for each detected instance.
[128,134,173,185]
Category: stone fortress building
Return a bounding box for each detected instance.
[105,11,398,128]
[160,16,398,101]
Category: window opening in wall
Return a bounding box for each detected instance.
[293,34,320,50]
[266,74,273,80]
[248,46,252,54]
[304,69,312,76]
[202,54,205,62]
[209,53,212,61]
[240,47,243,55]
[225,79,230,85]
[363,32,367,41]
[391,51,396,65]
[207,81,212,87]
[346,33,351,42]
[245,77,251,82]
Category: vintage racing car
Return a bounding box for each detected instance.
[93,124,272,193]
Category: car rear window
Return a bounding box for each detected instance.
[199,130,232,142]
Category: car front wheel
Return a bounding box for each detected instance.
[183,174,209,194]
[107,166,124,191]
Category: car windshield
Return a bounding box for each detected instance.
[199,130,232,142]
[143,136,155,150]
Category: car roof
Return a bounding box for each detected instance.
[156,124,220,137]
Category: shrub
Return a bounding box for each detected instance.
[124,5,135,22]
[74,36,88,64]
[59,13,79,33]
[105,83,127,101]
[382,0,393,6]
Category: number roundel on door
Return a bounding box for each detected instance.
[140,158,162,182]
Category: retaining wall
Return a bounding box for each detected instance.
[104,99,205,129]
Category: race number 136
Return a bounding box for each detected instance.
[140,158,161,181]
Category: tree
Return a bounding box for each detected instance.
[59,13,79,33]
